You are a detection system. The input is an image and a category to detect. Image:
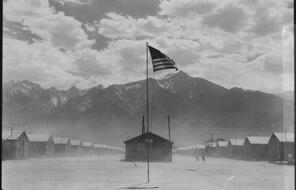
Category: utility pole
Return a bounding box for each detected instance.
[142,115,145,135]
[210,133,213,148]
[167,115,171,141]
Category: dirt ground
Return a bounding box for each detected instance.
[2,154,294,190]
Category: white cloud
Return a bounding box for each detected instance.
[3,37,75,89]
[159,0,216,18]
[201,4,247,33]
[282,25,294,92]
[248,9,282,36]
[182,54,285,93]
[4,0,94,50]
[3,37,114,89]
[98,12,177,40]
[98,12,136,39]
[53,0,93,6]
[154,38,201,66]
[65,0,93,3]
[263,48,283,75]
[84,23,96,32]
[2,0,294,94]
[3,37,151,89]
[159,0,292,37]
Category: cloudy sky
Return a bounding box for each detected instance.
[3,0,294,93]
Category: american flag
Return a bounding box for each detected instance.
[148,45,178,72]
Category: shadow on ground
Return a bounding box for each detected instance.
[119,182,159,189]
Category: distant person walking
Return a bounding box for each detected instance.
[201,151,206,162]
[195,153,200,163]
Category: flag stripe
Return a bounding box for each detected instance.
[153,58,175,64]
[153,59,171,64]
[153,62,177,68]
[154,64,177,68]
[153,58,170,62]
[153,59,175,65]
[153,62,177,70]
[152,61,176,66]
[154,66,177,72]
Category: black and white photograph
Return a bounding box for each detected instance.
[2,0,295,189]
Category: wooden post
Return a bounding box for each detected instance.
[210,133,213,148]
[142,115,145,134]
[168,115,171,141]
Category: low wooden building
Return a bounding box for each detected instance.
[268,132,294,162]
[227,139,244,159]
[53,137,71,155]
[243,136,269,161]
[70,139,82,155]
[191,145,206,156]
[27,134,54,158]
[216,141,228,157]
[176,146,190,155]
[100,144,107,153]
[93,144,103,154]
[196,145,206,153]
[205,141,217,156]
[2,130,29,160]
[124,132,173,162]
[81,141,93,155]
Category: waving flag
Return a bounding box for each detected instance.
[148,45,178,72]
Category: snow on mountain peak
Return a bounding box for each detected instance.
[51,97,58,107]
[125,83,142,91]
[157,76,177,93]
[159,73,176,80]
[9,80,42,97]
[157,71,190,93]
[158,70,189,81]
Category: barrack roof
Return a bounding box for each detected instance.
[53,137,69,144]
[93,144,103,148]
[246,136,269,144]
[27,134,51,142]
[2,130,26,140]
[124,132,173,144]
[195,145,206,149]
[229,139,244,146]
[217,141,228,147]
[70,139,81,145]
[273,132,294,142]
[81,141,93,147]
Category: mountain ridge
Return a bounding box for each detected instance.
[2,71,294,145]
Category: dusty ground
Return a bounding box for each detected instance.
[2,154,294,190]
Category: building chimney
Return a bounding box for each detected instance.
[11,127,13,136]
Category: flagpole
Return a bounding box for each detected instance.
[146,42,150,183]
[168,115,171,141]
